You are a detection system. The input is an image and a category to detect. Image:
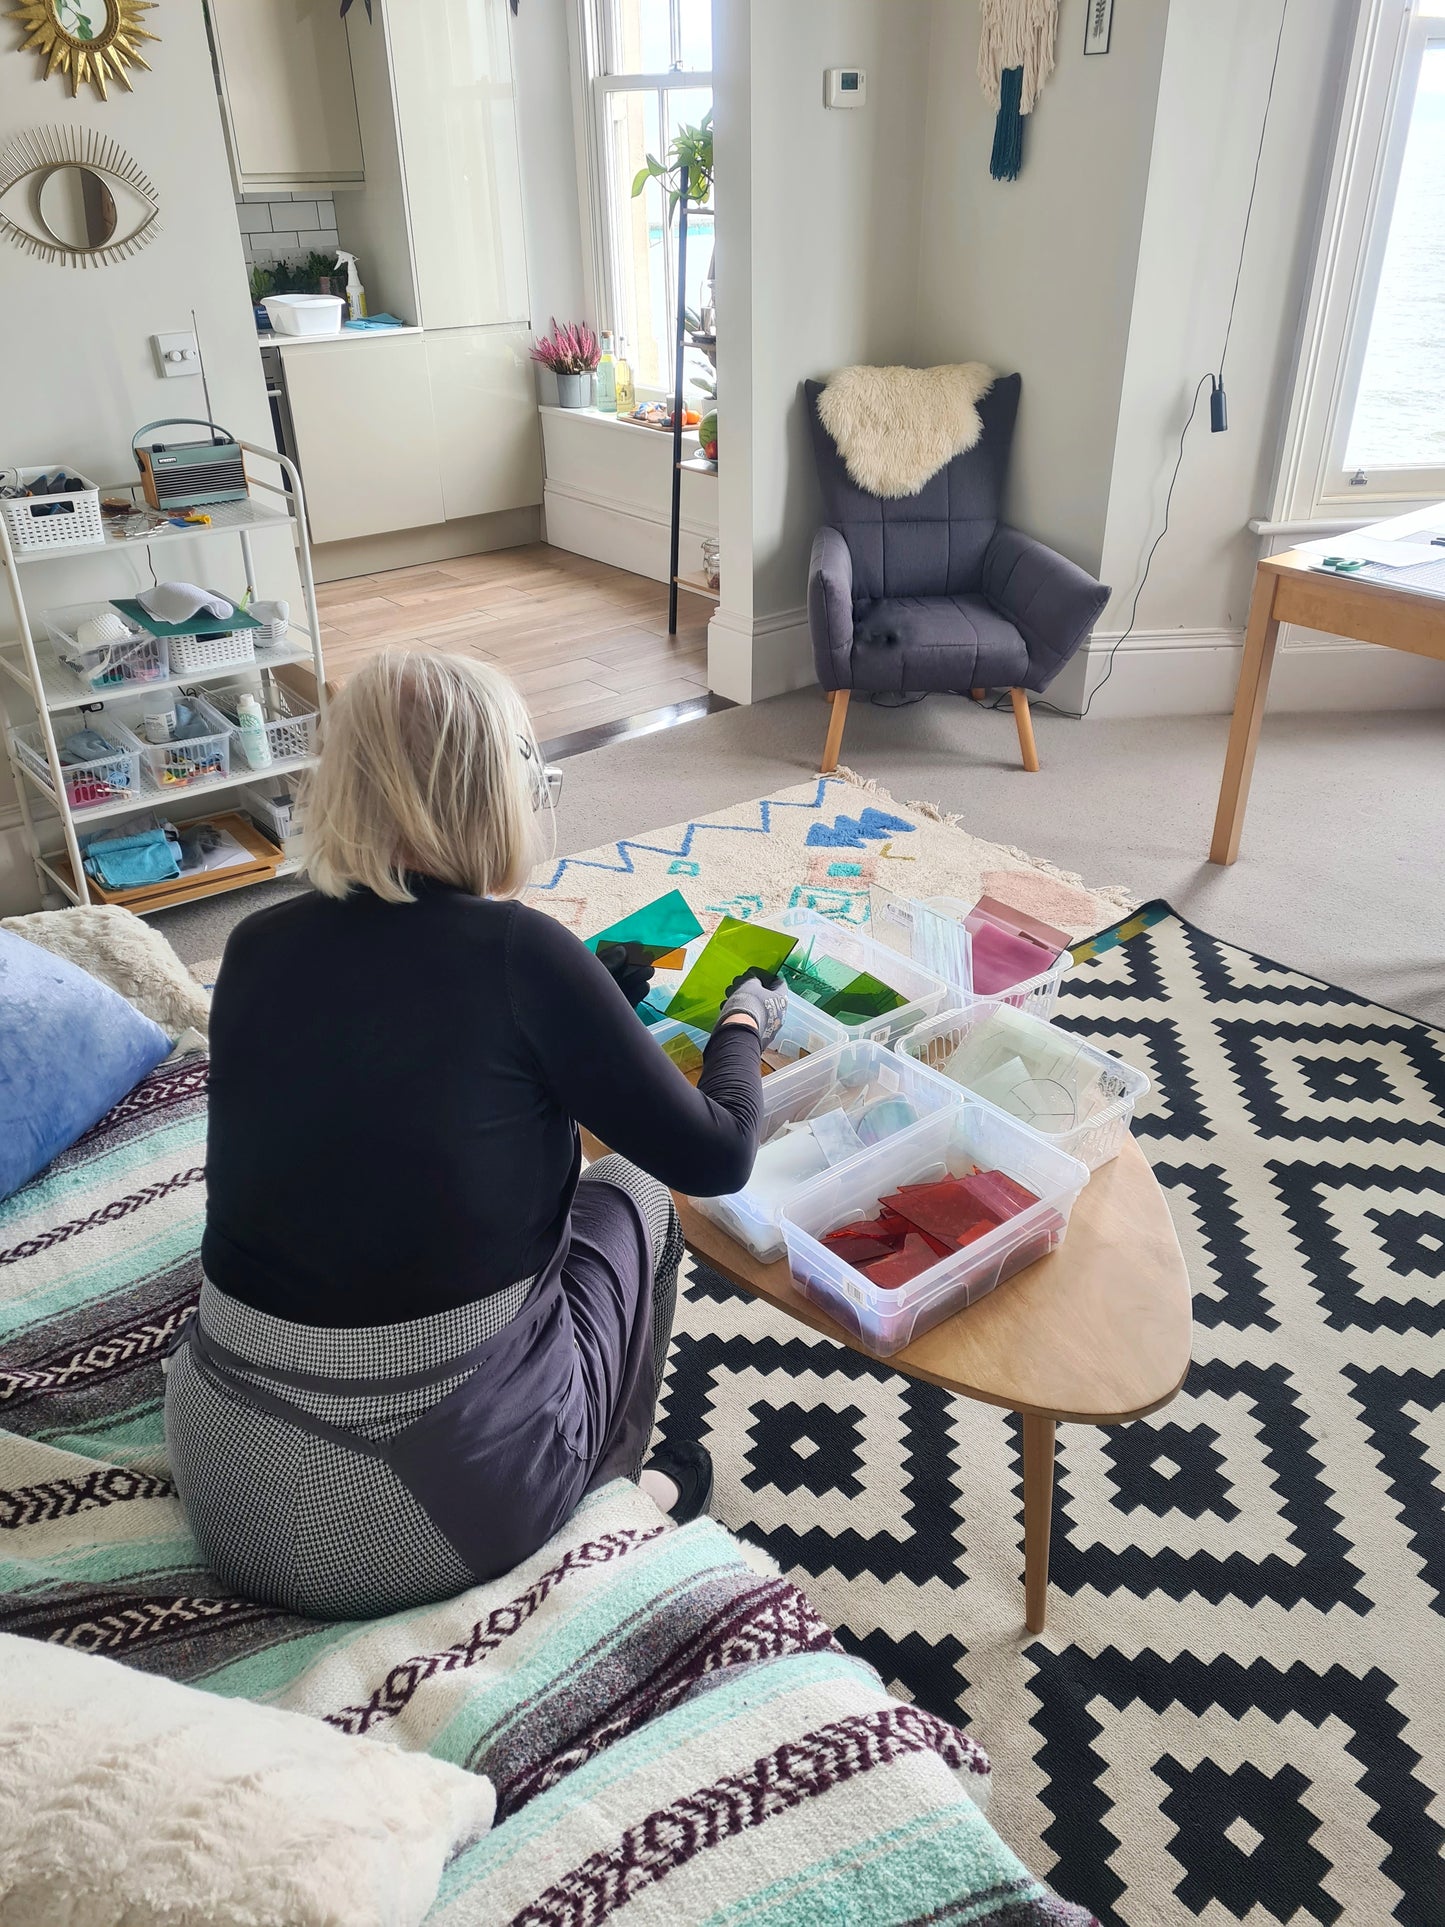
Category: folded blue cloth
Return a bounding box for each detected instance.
[82,826,181,890]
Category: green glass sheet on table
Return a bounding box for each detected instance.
[663,916,798,1032]
[780,939,908,1024]
[584,889,704,962]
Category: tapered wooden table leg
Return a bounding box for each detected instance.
[1023,1413,1056,1634]
[1210,565,1281,864]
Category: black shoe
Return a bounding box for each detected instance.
[644,1440,714,1523]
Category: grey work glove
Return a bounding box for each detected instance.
[718,970,788,1051]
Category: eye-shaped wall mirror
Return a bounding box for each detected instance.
[7,0,159,101]
[0,126,159,266]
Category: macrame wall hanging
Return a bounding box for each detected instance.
[977,0,1060,181]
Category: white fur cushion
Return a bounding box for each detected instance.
[0,906,210,1041]
[0,1634,494,1927]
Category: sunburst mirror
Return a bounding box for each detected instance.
[6,0,158,100]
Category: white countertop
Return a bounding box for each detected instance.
[258,325,423,349]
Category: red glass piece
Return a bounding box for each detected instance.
[860,1235,942,1290]
[959,1169,1039,1220]
[883,1178,1000,1247]
[822,1226,901,1267]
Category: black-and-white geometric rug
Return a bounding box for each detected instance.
[656,904,1445,1927]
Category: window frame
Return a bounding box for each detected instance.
[568,0,714,404]
[1273,0,1445,518]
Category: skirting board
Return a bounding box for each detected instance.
[311,508,541,584]
[707,607,814,706]
[543,482,716,587]
[1057,626,1445,719]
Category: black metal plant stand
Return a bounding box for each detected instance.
[666,176,691,638]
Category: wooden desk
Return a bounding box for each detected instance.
[604,1131,1193,1634]
[1211,506,1445,865]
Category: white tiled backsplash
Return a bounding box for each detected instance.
[238,192,340,271]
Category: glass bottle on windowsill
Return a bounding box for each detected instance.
[595,332,617,414]
[614,337,635,416]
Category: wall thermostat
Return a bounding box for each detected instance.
[824,67,866,109]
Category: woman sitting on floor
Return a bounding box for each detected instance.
[165,648,782,1619]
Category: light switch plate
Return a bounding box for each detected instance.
[824,67,866,108]
[152,331,201,379]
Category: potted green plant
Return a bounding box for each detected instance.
[631,110,713,215]
[530,318,601,409]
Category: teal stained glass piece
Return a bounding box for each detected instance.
[584,889,704,963]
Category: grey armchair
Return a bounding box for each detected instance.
[805,375,1110,773]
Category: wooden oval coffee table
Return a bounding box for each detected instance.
[669,1133,1193,1633]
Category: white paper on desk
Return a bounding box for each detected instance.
[1295,533,1443,566]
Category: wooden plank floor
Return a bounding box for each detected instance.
[314,544,712,741]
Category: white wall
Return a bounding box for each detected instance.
[0,2,289,913]
[711,0,933,702]
[511,0,587,405]
[915,0,1167,573]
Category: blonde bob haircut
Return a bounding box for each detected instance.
[303,649,544,904]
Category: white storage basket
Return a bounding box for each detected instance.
[206,679,319,764]
[167,627,257,674]
[3,469,105,554]
[692,1038,967,1262]
[45,604,169,691]
[122,694,232,792]
[11,717,145,810]
[780,1101,1090,1357]
[898,1002,1150,1171]
[922,896,1069,1019]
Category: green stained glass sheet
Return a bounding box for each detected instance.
[779,937,908,1024]
[663,916,798,1032]
[584,889,704,962]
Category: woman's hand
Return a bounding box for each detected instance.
[718,970,788,1050]
[596,940,656,1011]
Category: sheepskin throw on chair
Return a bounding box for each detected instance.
[816,364,996,499]
[977,0,1059,179]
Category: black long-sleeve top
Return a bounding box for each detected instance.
[202,881,762,1326]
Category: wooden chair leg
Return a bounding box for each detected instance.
[820,689,850,774]
[970,687,986,702]
[1010,688,1040,772]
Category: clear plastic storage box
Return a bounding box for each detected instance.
[780,1101,1090,1356]
[921,896,1069,1018]
[647,995,846,1085]
[771,908,952,1044]
[898,1002,1150,1171]
[10,717,145,810]
[691,1038,967,1261]
[44,603,169,690]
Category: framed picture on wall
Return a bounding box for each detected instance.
[1083,0,1113,55]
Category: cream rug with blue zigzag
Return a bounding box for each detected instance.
[524,771,1136,943]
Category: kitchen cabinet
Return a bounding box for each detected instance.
[384,0,530,330]
[209,0,365,194]
[427,329,541,521]
[281,336,443,545]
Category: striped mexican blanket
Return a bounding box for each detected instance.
[0,1056,1093,1926]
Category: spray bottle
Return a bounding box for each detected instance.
[335,250,367,322]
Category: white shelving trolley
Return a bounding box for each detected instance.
[0,443,327,914]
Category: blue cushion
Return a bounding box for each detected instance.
[0,929,171,1201]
